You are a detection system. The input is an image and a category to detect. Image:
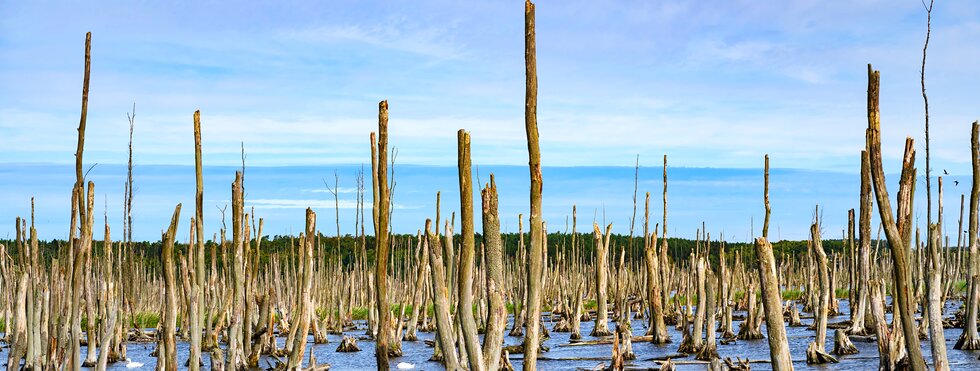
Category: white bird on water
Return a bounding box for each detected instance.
[125,359,144,368]
[396,362,415,369]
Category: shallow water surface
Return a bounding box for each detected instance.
[5,299,980,370]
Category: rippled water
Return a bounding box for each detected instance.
[4,299,980,370]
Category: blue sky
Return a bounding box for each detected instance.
[1,1,979,240]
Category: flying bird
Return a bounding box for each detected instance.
[955,180,960,186]
[944,169,949,175]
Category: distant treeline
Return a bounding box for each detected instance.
[0,230,864,272]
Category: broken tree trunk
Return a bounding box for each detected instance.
[287,209,316,370]
[425,218,461,370]
[865,64,926,371]
[591,223,613,337]
[833,329,859,355]
[482,175,507,371]
[806,222,837,365]
[848,151,873,336]
[160,204,182,371]
[756,237,793,370]
[457,129,485,371]
[644,194,669,343]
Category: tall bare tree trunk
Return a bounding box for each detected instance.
[522,1,545,369]
[188,109,205,371]
[228,172,246,369]
[456,130,485,371]
[865,64,926,371]
[957,121,980,350]
[374,101,393,370]
[756,155,793,369]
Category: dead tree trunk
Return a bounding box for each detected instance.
[427,217,462,368]
[522,2,545,370]
[696,273,719,361]
[374,100,393,370]
[958,121,980,350]
[643,193,670,343]
[756,233,793,370]
[591,223,613,337]
[69,31,93,371]
[189,109,205,371]
[925,223,949,371]
[228,172,246,369]
[456,129,485,371]
[287,209,316,370]
[481,175,507,371]
[160,205,182,371]
[865,64,926,371]
[850,150,874,336]
[806,223,837,364]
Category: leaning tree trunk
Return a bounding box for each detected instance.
[865,64,926,371]
[425,219,461,370]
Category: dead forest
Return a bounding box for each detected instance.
[3,1,980,370]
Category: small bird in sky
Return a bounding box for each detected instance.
[955,180,960,186]
[944,169,949,175]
